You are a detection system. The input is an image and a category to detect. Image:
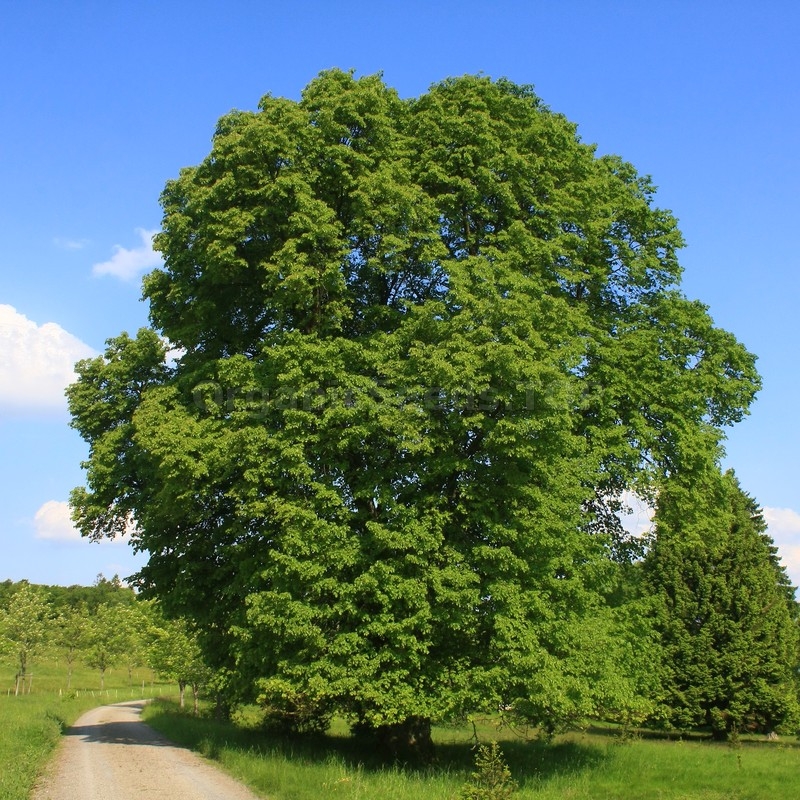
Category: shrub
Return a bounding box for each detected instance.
[459,740,518,800]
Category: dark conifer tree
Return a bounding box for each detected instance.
[646,470,800,738]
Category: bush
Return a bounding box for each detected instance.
[256,680,332,735]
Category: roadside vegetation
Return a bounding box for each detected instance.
[1,571,799,799]
[5,675,800,800]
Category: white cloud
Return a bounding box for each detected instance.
[764,506,800,589]
[33,500,135,547]
[764,507,800,534]
[0,305,95,414]
[54,237,90,250]
[33,500,82,542]
[92,228,162,281]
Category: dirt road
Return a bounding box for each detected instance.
[30,700,265,800]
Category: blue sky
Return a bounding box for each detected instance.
[1,1,798,587]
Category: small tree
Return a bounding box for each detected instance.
[0,583,51,695]
[114,603,152,687]
[53,603,90,690]
[645,470,800,739]
[460,741,518,800]
[85,603,128,690]
[146,609,210,713]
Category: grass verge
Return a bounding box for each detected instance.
[0,691,103,800]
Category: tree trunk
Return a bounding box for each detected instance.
[215,692,231,721]
[370,716,435,761]
[16,652,27,697]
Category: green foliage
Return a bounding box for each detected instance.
[0,583,206,703]
[52,603,90,690]
[0,582,51,694]
[145,604,212,712]
[1,576,137,615]
[67,70,761,737]
[256,676,334,735]
[83,603,132,689]
[645,469,800,738]
[0,579,16,608]
[460,741,518,799]
[0,577,150,694]
[0,694,80,800]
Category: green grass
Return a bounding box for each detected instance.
[141,701,800,800]
[6,655,800,800]
[0,655,171,800]
[0,689,118,800]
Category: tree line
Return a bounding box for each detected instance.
[63,70,799,751]
[0,577,208,709]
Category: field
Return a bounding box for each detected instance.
[141,700,800,800]
[4,654,800,800]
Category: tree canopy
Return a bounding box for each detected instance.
[67,70,761,742]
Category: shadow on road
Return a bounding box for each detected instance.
[65,702,175,747]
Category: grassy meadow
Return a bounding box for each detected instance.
[4,653,800,800]
[142,699,800,800]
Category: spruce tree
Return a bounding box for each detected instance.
[646,469,800,738]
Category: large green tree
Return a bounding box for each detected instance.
[645,469,800,739]
[67,71,759,747]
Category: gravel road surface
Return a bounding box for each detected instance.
[30,700,265,800]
